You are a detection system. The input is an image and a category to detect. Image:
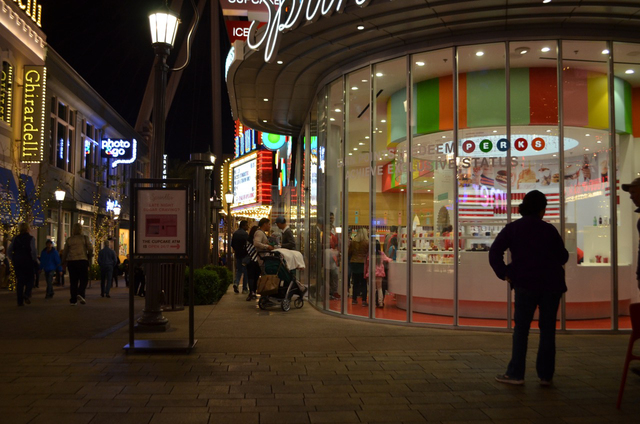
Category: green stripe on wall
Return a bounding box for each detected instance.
[416,78,439,134]
[510,68,530,125]
[615,77,633,134]
[389,89,407,144]
[467,70,506,127]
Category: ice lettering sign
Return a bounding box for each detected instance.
[136,190,187,255]
[233,159,257,206]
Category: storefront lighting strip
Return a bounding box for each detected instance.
[608,40,619,331]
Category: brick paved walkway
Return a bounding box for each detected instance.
[1,283,639,423]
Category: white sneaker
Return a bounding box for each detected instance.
[77,295,86,304]
[70,303,77,306]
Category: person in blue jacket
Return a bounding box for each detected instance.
[40,239,62,299]
[489,190,568,387]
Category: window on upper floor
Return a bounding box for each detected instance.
[0,61,14,125]
[49,98,76,173]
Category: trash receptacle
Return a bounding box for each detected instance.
[159,263,185,311]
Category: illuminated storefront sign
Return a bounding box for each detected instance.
[247,0,373,63]
[0,62,13,125]
[261,132,288,151]
[235,127,258,158]
[20,65,46,163]
[221,0,283,13]
[101,138,138,167]
[106,199,121,212]
[233,157,257,206]
[12,0,42,27]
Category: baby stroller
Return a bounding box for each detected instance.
[257,251,305,312]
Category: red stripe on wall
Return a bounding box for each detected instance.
[459,73,468,129]
[529,68,558,125]
[632,87,640,137]
[439,75,454,131]
[562,68,589,127]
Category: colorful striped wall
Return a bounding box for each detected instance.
[388,68,635,146]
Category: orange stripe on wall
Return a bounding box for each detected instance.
[458,73,467,129]
[633,87,640,137]
[439,75,454,131]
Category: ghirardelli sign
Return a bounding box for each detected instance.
[20,65,46,163]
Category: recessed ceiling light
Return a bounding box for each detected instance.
[329,118,335,121]
[348,153,353,156]
[276,60,283,65]
[427,189,431,192]
[626,69,635,74]
[442,136,446,138]
[515,47,529,55]
[365,136,370,139]
[547,129,551,132]
[602,49,610,55]
[585,134,590,136]
[334,108,341,113]
[400,189,405,192]
[353,147,358,151]
[543,0,551,3]
[359,142,365,145]
[493,130,498,133]
[263,98,268,101]
[361,79,367,83]
[376,72,383,77]
[351,86,358,90]
[357,25,365,30]
[476,51,484,57]
[597,140,602,143]
[263,120,267,123]
[416,61,425,66]
[381,119,386,123]
[585,148,590,151]
[541,47,551,53]
[553,154,557,157]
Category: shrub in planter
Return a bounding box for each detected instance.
[89,263,101,281]
[184,268,229,305]
[203,264,233,287]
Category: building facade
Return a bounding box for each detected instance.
[227,0,640,331]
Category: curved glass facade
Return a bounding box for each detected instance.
[297,40,640,330]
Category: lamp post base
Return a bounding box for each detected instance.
[135,313,170,333]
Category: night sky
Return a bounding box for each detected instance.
[41,0,234,161]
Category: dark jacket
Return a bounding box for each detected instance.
[97,246,117,268]
[281,227,295,250]
[489,215,569,292]
[8,233,37,269]
[231,228,249,258]
[636,212,640,280]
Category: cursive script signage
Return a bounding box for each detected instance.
[247,0,372,63]
[12,0,42,27]
[0,61,13,125]
[20,65,46,163]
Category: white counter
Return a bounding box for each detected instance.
[387,252,634,319]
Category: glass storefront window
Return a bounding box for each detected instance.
[346,67,371,317]
[410,48,455,325]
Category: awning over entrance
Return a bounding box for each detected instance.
[0,167,19,224]
[226,0,640,137]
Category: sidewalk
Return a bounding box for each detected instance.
[0,283,639,423]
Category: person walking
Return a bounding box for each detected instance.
[122,254,130,287]
[40,239,62,299]
[62,223,93,305]
[275,217,295,250]
[7,223,37,306]
[112,254,120,288]
[97,240,117,298]
[245,225,261,301]
[231,220,250,294]
[489,190,568,386]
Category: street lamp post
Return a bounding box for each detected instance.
[136,7,179,332]
[54,189,66,248]
[113,205,121,255]
[225,191,234,270]
[149,7,179,178]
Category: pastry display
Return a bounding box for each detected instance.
[496,170,508,187]
[517,168,537,188]
[539,167,551,186]
[552,173,560,183]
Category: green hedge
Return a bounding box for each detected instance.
[184,265,232,305]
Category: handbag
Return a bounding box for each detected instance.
[257,274,280,295]
[241,255,251,266]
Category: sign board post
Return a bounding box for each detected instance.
[124,178,196,353]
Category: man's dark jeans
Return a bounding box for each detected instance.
[15,265,34,306]
[234,257,248,292]
[507,287,563,381]
[68,260,89,304]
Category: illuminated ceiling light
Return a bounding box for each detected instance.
[365,136,370,139]
[263,98,269,101]
[602,49,610,55]
[626,69,635,74]
[585,133,590,136]
[553,154,557,157]
[442,135,446,138]
[351,86,359,90]
[541,47,551,53]
[585,148,590,151]
[375,72,383,77]
[381,119,386,123]
[361,79,367,82]
[427,189,431,192]
[357,25,365,30]
[334,108,341,112]
[276,60,283,64]
[543,0,551,3]
[597,140,602,143]
[416,61,425,66]
[546,129,551,132]
[353,147,358,150]
[493,130,498,133]
[359,142,365,145]
[263,120,267,123]
[515,47,529,55]
[476,51,484,57]
[348,153,353,156]
[400,189,405,192]
[329,118,335,121]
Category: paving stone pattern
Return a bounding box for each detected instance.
[0,283,639,423]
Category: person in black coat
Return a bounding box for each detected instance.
[489,190,568,386]
[8,223,38,306]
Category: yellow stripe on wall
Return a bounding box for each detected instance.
[587,72,609,130]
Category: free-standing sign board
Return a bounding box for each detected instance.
[136,190,187,255]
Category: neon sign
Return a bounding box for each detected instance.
[235,128,258,158]
[100,138,138,168]
[261,132,288,151]
[20,66,46,163]
[0,62,13,125]
[12,0,42,27]
[247,0,373,63]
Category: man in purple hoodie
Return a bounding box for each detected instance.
[489,190,568,387]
